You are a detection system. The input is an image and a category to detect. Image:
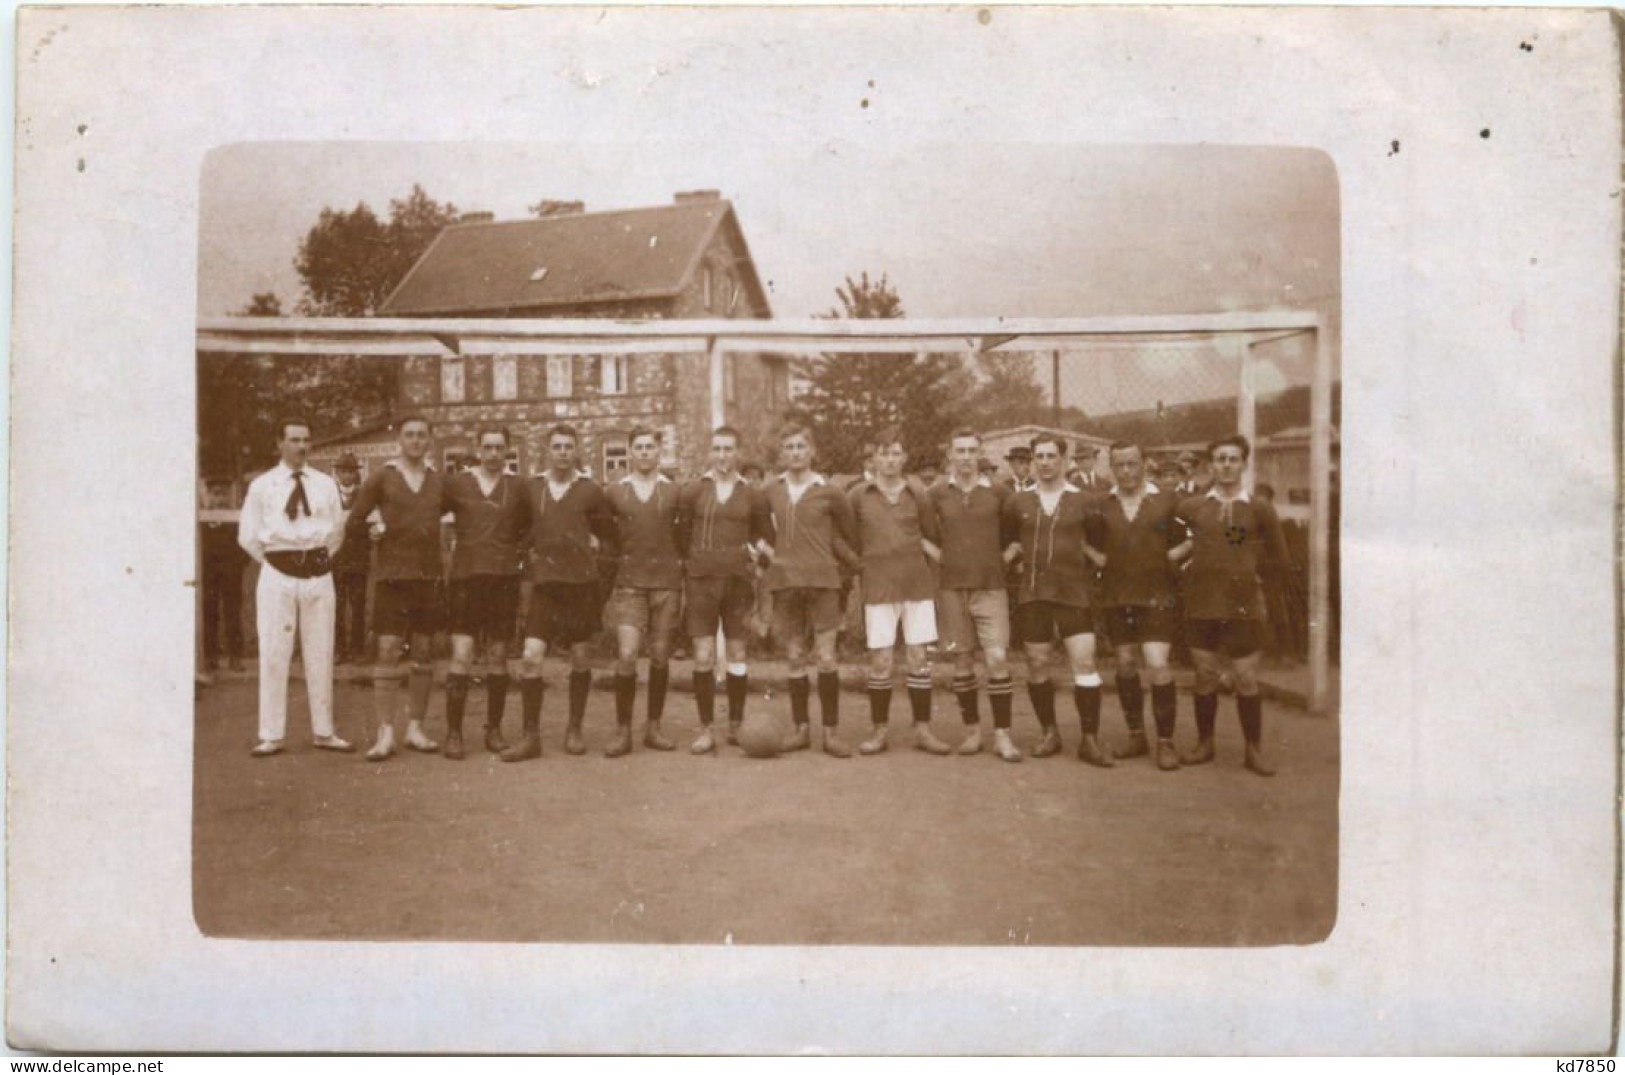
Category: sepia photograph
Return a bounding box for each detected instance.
[10,4,1618,1055]
[193,142,1341,946]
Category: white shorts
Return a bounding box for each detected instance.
[865,600,939,648]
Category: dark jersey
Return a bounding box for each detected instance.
[1002,486,1099,610]
[441,471,529,578]
[348,463,447,581]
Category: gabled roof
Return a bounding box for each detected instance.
[379,200,772,317]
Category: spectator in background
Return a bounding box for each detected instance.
[1068,443,1105,491]
[1253,483,1299,667]
[332,454,371,665]
[1174,450,1211,496]
[1003,445,1035,493]
[200,479,247,672]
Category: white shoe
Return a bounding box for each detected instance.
[250,739,284,757]
[366,726,396,761]
[404,721,439,753]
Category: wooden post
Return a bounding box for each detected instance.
[1308,321,1333,714]
[1051,350,1061,428]
[1237,338,1257,489]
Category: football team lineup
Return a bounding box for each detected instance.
[237,418,1294,776]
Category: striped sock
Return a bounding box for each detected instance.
[906,671,934,724]
[952,673,980,725]
[867,677,893,727]
[987,675,1014,729]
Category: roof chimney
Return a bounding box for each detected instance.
[673,189,721,205]
[459,211,494,224]
[534,199,585,217]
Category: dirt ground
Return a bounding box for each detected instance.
[194,672,1338,946]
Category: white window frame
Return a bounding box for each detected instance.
[600,354,630,395]
[546,355,572,398]
[441,356,466,402]
[492,355,518,401]
[601,434,630,482]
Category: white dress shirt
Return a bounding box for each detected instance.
[238,462,345,561]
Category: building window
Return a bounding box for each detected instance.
[442,445,473,473]
[770,361,788,409]
[546,356,572,398]
[703,267,714,311]
[601,354,630,395]
[724,353,738,404]
[441,357,466,403]
[493,355,518,401]
[601,434,630,482]
[502,448,522,476]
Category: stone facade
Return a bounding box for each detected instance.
[314,211,789,480]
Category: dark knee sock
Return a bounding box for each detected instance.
[1074,684,1102,736]
[788,674,810,727]
[988,675,1013,729]
[867,678,893,727]
[1238,693,1263,744]
[952,673,979,725]
[725,672,748,724]
[569,669,592,727]
[817,670,841,728]
[1027,680,1056,729]
[693,670,717,726]
[1151,681,1177,740]
[614,671,636,726]
[648,664,669,723]
[520,677,544,733]
[1195,691,1218,741]
[1115,671,1145,733]
[906,671,933,724]
[444,673,470,736]
[486,674,510,729]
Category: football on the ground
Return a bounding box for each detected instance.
[736,710,784,759]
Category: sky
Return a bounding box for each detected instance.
[198,142,1339,410]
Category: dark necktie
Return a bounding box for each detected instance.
[285,471,311,521]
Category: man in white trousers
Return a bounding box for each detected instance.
[236,416,355,757]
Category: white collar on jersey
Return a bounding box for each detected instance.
[777,472,826,487]
[1205,485,1250,503]
[1110,480,1160,498]
[619,471,671,485]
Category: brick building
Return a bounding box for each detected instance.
[309,192,791,479]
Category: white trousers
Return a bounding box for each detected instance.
[256,565,336,742]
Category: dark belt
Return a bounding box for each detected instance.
[265,548,332,579]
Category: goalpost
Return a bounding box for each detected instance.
[197,312,1336,713]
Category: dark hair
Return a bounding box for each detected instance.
[629,424,662,445]
[712,425,742,445]
[548,423,579,444]
[276,415,313,440]
[1029,433,1068,456]
[1254,482,1276,499]
[949,427,981,445]
[397,413,431,432]
[477,426,511,447]
[872,425,906,452]
[778,423,812,444]
[1108,439,1142,458]
[741,463,765,479]
[1076,442,1098,456]
[1209,434,1252,462]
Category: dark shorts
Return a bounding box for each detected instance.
[448,574,521,640]
[1014,601,1095,646]
[373,579,446,639]
[1101,604,1177,646]
[685,574,756,639]
[1187,618,1264,659]
[525,580,605,648]
[603,586,681,640]
[771,587,843,641]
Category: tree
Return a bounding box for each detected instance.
[239,291,283,317]
[785,273,973,474]
[292,184,459,316]
[967,353,1048,430]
